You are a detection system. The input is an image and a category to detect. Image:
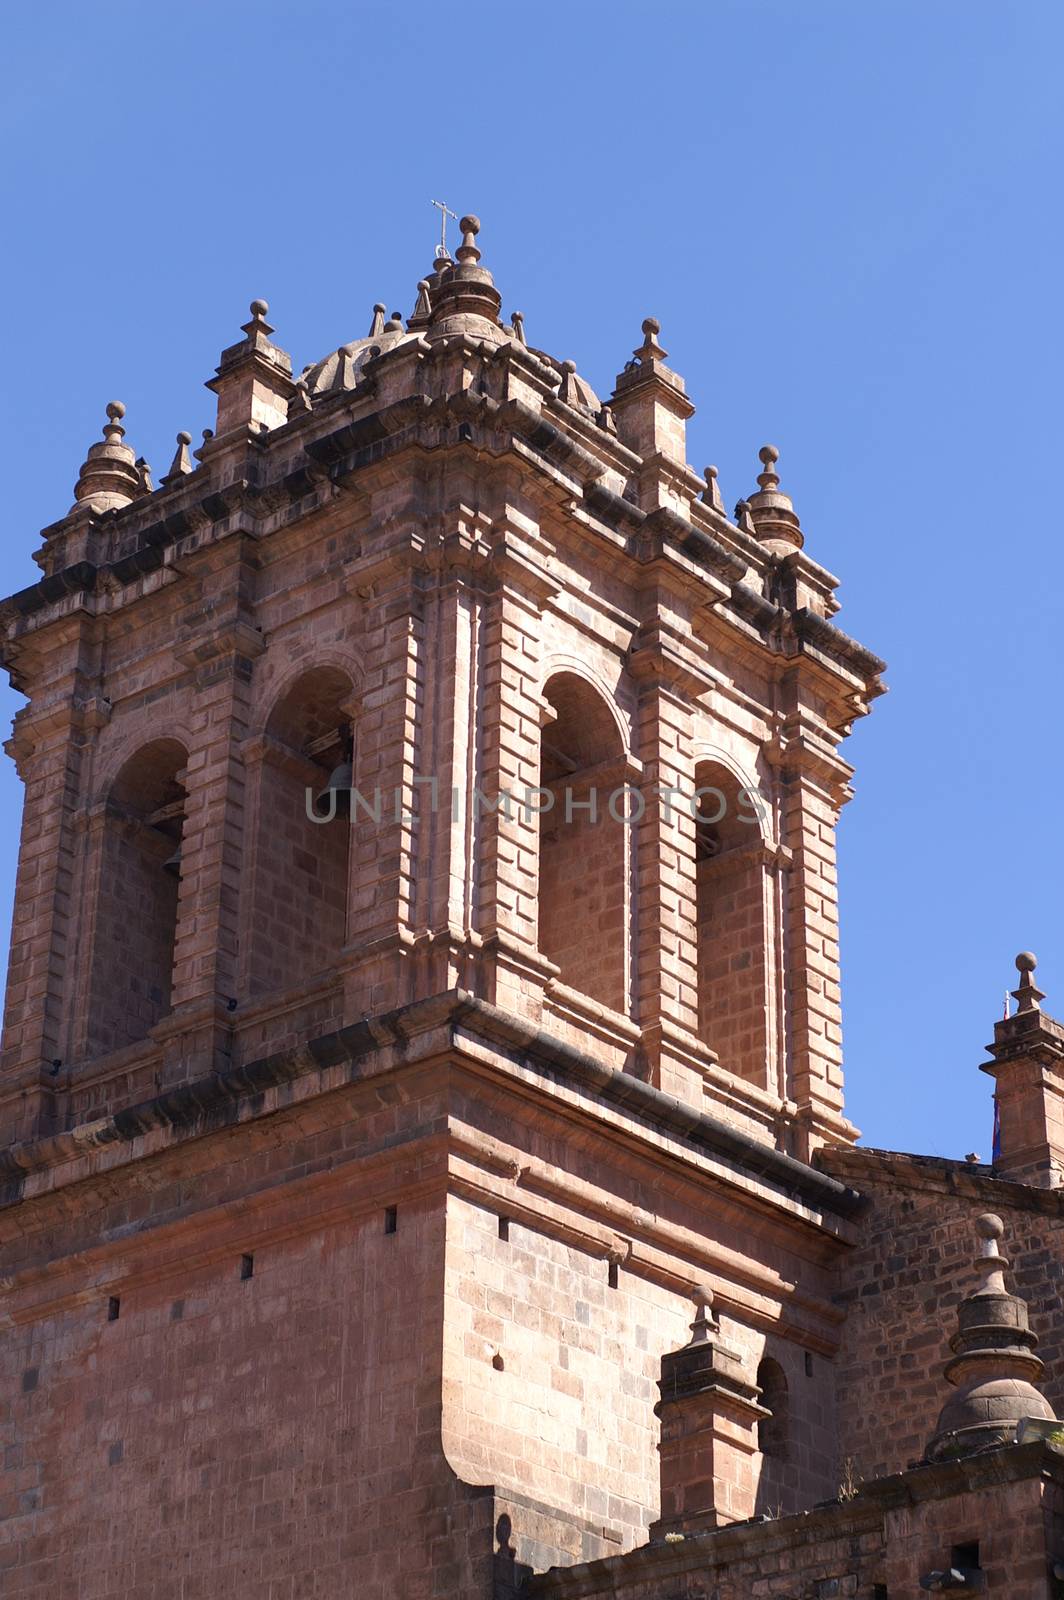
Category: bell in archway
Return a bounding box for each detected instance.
[313,757,353,819]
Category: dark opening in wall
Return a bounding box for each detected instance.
[240,1254,254,1281]
[107,1297,121,1323]
[498,1216,510,1241]
[756,1358,789,1458]
[384,1206,398,1235]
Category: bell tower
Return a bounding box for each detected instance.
[0,220,884,1597]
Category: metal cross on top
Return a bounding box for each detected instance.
[430,199,458,259]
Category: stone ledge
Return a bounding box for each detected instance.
[0,990,863,1221]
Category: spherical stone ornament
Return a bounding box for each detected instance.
[975,1213,1005,1240]
[250,299,269,318]
[1016,951,1038,972]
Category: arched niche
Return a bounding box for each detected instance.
[537,671,628,1013]
[86,738,188,1056]
[244,666,355,997]
[694,759,772,1087]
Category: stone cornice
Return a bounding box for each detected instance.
[0,990,864,1224]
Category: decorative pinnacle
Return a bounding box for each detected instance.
[974,1212,1008,1294]
[1012,950,1045,1013]
[702,465,725,513]
[240,298,275,338]
[456,214,481,266]
[635,316,667,362]
[369,304,386,338]
[161,431,194,485]
[511,310,526,346]
[756,444,781,492]
[103,400,126,441]
[689,1282,718,1343]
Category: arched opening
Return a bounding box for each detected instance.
[537,672,627,1013]
[694,761,770,1086]
[755,1356,794,1514]
[86,739,187,1056]
[245,667,353,996]
[756,1358,789,1459]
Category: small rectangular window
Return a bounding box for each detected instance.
[240,1254,254,1281]
[107,1297,121,1323]
[384,1206,398,1235]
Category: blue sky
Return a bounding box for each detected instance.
[2,1,1061,1158]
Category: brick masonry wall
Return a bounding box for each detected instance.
[822,1149,1064,1484]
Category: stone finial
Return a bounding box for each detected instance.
[756,443,780,492]
[511,310,527,347]
[702,466,725,514]
[384,310,404,333]
[369,304,386,338]
[746,443,803,553]
[558,359,581,407]
[134,457,154,495]
[635,316,668,364]
[1013,951,1045,1014]
[409,280,433,328]
[597,403,618,436]
[456,214,481,266]
[689,1283,718,1343]
[288,377,312,418]
[161,432,194,487]
[926,1211,1055,1461]
[242,298,274,338]
[71,400,141,512]
[734,498,757,535]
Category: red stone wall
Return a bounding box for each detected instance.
[0,1085,495,1600]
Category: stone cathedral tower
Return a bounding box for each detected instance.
[6,221,1064,1599]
